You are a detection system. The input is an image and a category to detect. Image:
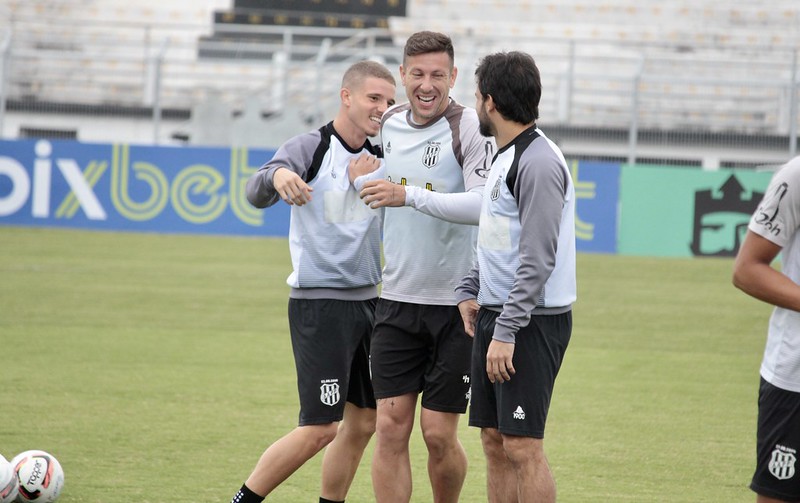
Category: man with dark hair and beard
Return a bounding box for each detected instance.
[456,51,577,502]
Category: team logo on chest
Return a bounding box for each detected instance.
[491,177,502,201]
[320,379,340,406]
[422,141,441,168]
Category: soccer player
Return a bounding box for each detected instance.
[733,155,800,503]
[228,60,396,503]
[455,51,576,503]
[350,31,494,503]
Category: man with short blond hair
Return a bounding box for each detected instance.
[229,59,396,503]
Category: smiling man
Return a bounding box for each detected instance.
[229,60,396,503]
[349,31,495,503]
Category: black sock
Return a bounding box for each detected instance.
[231,484,264,503]
[319,498,344,503]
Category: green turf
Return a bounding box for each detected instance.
[0,226,771,502]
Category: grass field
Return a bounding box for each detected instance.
[0,226,771,502]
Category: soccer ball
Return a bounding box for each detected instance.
[10,451,64,502]
[0,454,19,503]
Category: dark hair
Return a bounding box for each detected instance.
[403,31,454,66]
[341,60,396,89]
[475,51,541,124]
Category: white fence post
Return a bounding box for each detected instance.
[790,49,798,159]
[0,32,11,138]
[152,38,170,145]
[627,56,645,165]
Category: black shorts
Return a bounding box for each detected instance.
[288,297,377,426]
[370,299,473,414]
[750,377,800,501]
[469,308,571,438]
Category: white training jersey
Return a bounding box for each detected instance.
[379,99,493,305]
[747,155,800,392]
[246,122,382,299]
[456,127,576,343]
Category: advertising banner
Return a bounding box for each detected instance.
[0,139,288,237]
[617,164,775,257]
[1,139,622,254]
[569,160,620,254]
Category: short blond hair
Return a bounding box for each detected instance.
[341,60,396,90]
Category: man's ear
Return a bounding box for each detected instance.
[340,87,351,107]
[484,94,496,113]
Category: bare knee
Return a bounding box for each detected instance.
[501,435,542,467]
[480,428,507,462]
[421,419,459,459]
[304,423,340,452]
[375,399,414,447]
[340,406,376,445]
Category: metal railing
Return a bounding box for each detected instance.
[0,14,798,167]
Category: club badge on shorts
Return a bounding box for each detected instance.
[769,444,797,480]
[320,379,341,406]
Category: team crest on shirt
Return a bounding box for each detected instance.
[491,177,502,201]
[769,444,797,480]
[422,142,441,168]
[320,379,340,406]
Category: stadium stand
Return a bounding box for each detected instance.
[390,0,800,166]
[0,0,798,165]
[198,0,404,61]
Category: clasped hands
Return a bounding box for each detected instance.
[271,153,404,208]
[348,154,405,209]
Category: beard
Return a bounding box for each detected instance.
[478,116,495,138]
